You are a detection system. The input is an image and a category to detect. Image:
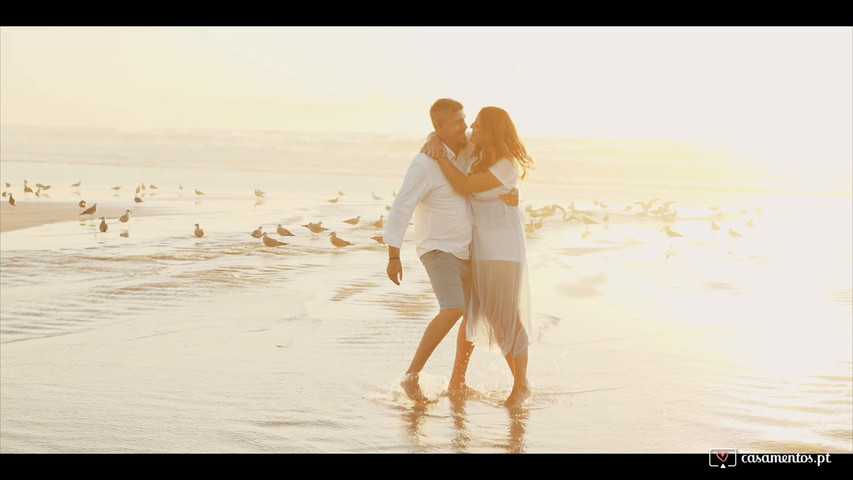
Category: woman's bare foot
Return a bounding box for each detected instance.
[504,383,532,409]
[401,373,429,402]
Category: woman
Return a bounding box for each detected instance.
[423,106,534,408]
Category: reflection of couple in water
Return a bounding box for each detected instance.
[385,98,534,408]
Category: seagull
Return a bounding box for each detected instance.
[79,203,97,216]
[135,185,142,195]
[112,186,121,191]
[134,195,144,203]
[747,219,755,228]
[373,215,385,228]
[371,235,385,244]
[141,183,146,190]
[178,183,184,190]
[194,223,204,238]
[195,188,205,196]
[72,180,81,187]
[385,205,391,212]
[255,188,265,198]
[150,184,158,190]
[302,222,328,234]
[662,226,683,238]
[276,224,294,237]
[1,191,6,197]
[23,183,33,194]
[120,231,129,238]
[343,216,361,225]
[4,182,11,188]
[329,232,353,249]
[372,192,383,201]
[338,191,345,196]
[327,197,339,204]
[711,221,721,231]
[251,226,264,238]
[8,193,15,206]
[78,200,87,208]
[262,232,287,247]
[119,210,132,223]
[35,183,47,189]
[729,228,743,238]
[99,217,108,233]
[634,198,661,212]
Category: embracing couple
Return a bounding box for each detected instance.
[384,98,534,408]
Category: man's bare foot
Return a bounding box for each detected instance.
[446,383,476,399]
[401,373,429,403]
[504,383,532,409]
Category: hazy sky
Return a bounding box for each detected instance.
[2,27,851,165]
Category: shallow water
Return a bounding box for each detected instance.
[1,126,851,453]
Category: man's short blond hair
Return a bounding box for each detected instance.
[430,98,463,130]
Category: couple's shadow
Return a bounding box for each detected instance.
[403,391,529,453]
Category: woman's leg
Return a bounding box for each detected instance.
[505,316,531,408]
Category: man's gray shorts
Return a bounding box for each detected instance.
[419,249,472,312]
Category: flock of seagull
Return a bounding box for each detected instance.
[2,179,392,250]
[3,179,760,255]
[522,196,758,243]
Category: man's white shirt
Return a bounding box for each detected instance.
[384,143,474,260]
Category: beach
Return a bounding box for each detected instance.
[1,126,851,453]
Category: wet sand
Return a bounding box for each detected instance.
[0,201,153,233]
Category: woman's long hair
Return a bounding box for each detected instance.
[471,107,534,180]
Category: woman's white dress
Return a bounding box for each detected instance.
[466,158,533,357]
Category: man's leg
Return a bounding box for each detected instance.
[401,250,468,402]
[401,307,464,401]
[448,315,474,393]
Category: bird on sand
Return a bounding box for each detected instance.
[79,203,97,216]
[195,188,205,196]
[276,224,294,237]
[343,216,361,225]
[134,195,144,203]
[23,183,33,194]
[385,205,391,212]
[99,217,108,232]
[112,186,121,191]
[373,215,385,228]
[255,188,265,198]
[4,182,11,188]
[711,221,721,231]
[338,191,345,196]
[371,235,385,244]
[262,232,287,247]
[729,228,743,238]
[149,184,158,190]
[8,193,15,206]
[194,223,204,238]
[72,180,81,187]
[302,222,328,233]
[79,200,87,208]
[327,197,339,204]
[1,191,6,197]
[372,192,383,200]
[119,210,132,223]
[329,232,353,249]
[251,226,264,238]
[662,226,683,238]
[36,183,49,190]
[120,231,129,238]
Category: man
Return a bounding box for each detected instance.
[384,98,516,402]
